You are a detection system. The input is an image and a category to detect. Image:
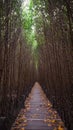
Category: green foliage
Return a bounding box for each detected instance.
[21,0,35,45]
[21,0,45,49]
[21,0,45,68]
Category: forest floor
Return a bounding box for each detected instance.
[11,82,67,130]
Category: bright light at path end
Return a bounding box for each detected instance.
[22,0,30,10]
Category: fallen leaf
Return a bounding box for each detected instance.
[58,125,64,130]
[20,127,25,130]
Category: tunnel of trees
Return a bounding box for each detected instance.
[0,0,73,130]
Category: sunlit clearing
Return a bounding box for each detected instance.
[31,25,35,33]
[22,0,30,10]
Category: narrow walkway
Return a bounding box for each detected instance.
[11,82,67,130]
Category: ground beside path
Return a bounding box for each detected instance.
[11,82,67,130]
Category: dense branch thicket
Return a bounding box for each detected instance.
[0,0,73,130]
[0,0,36,129]
[37,0,73,129]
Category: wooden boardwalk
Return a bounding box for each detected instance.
[11,82,67,130]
